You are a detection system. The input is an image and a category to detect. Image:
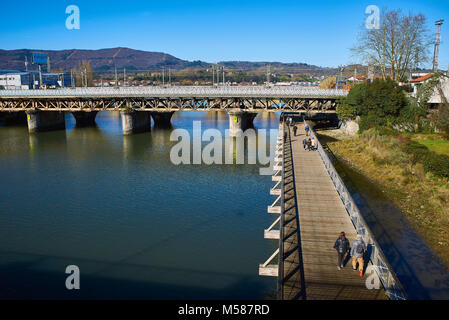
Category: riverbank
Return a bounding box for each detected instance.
[317,129,449,270]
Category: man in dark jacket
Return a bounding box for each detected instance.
[334,232,350,270]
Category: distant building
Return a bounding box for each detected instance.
[0,71,72,90]
[410,73,449,108]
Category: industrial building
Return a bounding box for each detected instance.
[0,70,72,90]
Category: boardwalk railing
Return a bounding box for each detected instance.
[260,122,286,299]
[306,121,407,300]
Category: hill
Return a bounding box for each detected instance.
[0,47,337,75]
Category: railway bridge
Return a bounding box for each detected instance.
[0,86,346,135]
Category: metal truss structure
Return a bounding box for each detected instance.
[0,86,347,113]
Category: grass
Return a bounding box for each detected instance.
[321,131,449,269]
[411,136,449,155]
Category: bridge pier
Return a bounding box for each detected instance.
[120,111,151,135]
[228,111,258,136]
[150,111,175,129]
[26,111,66,133]
[72,111,98,127]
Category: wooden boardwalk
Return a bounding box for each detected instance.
[281,124,387,300]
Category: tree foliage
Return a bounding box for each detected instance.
[319,76,336,89]
[359,79,408,130]
[337,79,408,131]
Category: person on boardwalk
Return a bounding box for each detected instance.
[311,137,317,151]
[351,235,366,277]
[293,124,298,137]
[306,137,312,151]
[334,232,350,270]
[302,137,307,150]
[305,124,310,137]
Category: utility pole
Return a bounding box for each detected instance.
[39,65,43,89]
[115,67,118,87]
[222,66,225,86]
[266,64,271,84]
[162,67,165,86]
[433,20,444,72]
[123,68,126,87]
[212,64,215,86]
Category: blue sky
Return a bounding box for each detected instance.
[0,0,448,68]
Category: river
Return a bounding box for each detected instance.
[0,111,279,299]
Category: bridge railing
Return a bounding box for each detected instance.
[306,121,407,300]
[0,86,348,98]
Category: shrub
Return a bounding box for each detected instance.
[337,83,366,121]
[359,79,408,131]
[403,141,429,166]
[423,152,449,178]
[319,76,336,89]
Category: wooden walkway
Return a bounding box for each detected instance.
[281,124,387,300]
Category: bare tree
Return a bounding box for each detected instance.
[352,8,432,81]
[72,60,94,87]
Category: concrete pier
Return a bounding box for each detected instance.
[150,111,175,129]
[228,111,258,136]
[26,111,66,133]
[72,111,98,127]
[120,111,151,135]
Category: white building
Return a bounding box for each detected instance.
[0,73,29,90]
[410,73,449,107]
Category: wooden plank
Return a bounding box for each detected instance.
[259,265,279,277]
[267,206,281,214]
[264,229,280,239]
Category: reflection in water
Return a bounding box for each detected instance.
[0,110,279,300]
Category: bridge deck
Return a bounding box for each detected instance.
[284,124,387,300]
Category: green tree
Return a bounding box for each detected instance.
[337,83,367,121]
[358,79,408,131]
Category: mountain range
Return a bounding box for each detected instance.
[0,47,339,75]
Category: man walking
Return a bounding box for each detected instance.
[293,125,298,137]
[351,235,366,277]
[334,232,350,270]
[311,138,317,151]
[305,124,310,137]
